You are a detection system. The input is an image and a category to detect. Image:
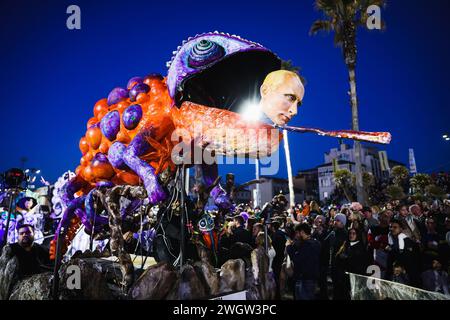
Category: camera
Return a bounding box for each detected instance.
[1,168,28,190]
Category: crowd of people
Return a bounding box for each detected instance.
[218,196,450,300]
[1,185,450,300]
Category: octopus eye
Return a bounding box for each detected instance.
[188,40,225,68]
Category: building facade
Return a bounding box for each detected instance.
[294,168,319,201]
[247,176,303,207]
[317,143,403,201]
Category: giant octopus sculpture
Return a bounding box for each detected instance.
[50,32,285,264]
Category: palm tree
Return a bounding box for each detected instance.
[310,0,386,205]
[281,59,307,84]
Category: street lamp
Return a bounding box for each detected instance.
[25,168,43,189]
[443,134,449,141]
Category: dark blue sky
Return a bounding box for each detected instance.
[1,0,449,185]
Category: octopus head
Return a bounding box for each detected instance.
[167,32,281,112]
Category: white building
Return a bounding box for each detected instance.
[318,160,359,201]
[318,143,401,201]
[248,176,303,207]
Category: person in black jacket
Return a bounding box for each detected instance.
[230,215,252,246]
[8,224,51,279]
[328,213,348,300]
[286,223,321,300]
[270,220,287,294]
[334,228,370,300]
[312,215,330,299]
[386,218,422,287]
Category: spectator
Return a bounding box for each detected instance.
[219,220,234,252]
[309,201,321,219]
[410,204,427,237]
[391,261,410,285]
[362,206,379,233]
[255,232,276,274]
[368,211,391,276]
[270,220,287,294]
[7,224,51,280]
[327,206,337,225]
[396,205,421,243]
[386,218,421,287]
[422,216,442,265]
[328,213,348,299]
[230,215,252,246]
[252,223,264,243]
[312,215,330,299]
[334,228,369,300]
[371,205,381,221]
[301,200,310,217]
[421,259,449,295]
[286,223,321,300]
[410,204,425,224]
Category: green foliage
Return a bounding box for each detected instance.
[334,169,354,202]
[281,59,306,85]
[363,172,375,188]
[385,185,406,200]
[281,59,300,73]
[310,0,387,44]
[410,173,432,194]
[425,184,447,200]
[334,169,352,187]
[391,165,409,186]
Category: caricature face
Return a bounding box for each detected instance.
[259,71,304,126]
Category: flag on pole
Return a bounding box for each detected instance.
[409,148,417,174]
[378,151,390,172]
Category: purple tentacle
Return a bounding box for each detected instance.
[123,133,166,204]
[55,196,86,236]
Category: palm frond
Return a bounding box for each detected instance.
[363,0,387,9]
[280,60,307,85]
[315,0,337,14]
[309,20,334,35]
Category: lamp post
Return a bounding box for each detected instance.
[24,168,42,189]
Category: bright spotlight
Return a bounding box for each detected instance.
[25,169,30,173]
[446,137,450,141]
[443,134,448,139]
[240,100,261,122]
[36,170,41,174]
